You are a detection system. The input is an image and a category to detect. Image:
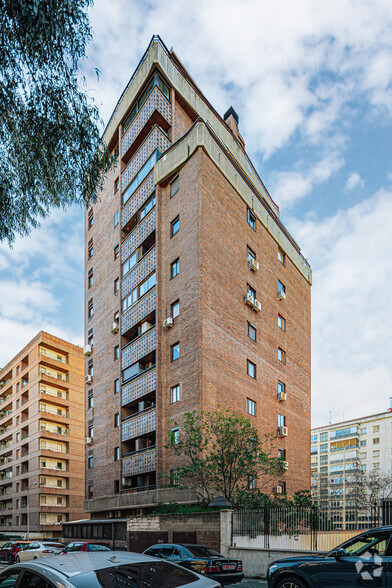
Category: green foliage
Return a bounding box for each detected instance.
[0,0,113,244]
[233,488,314,509]
[150,502,211,515]
[165,409,285,504]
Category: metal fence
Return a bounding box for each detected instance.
[232,505,382,552]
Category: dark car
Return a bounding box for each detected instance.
[62,542,111,553]
[143,543,243,585]
[0,542,32,564]
[267,526,392,588]
[0,551,222,587]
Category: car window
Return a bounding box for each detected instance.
[30,543,40,550]
[161,547,175,557]
[18,571,53,588]
[184,545,221,558]
[2,543,11,549]
[66,543,82,552]
[43,543,64,548]
[0,570,21,587]
[69,561,199,588]
[145,547,162,557]
[86,544,111,551]
[172,548,181,557]
[338,532,391,557]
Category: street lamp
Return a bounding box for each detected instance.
[26,481,38,540]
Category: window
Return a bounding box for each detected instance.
[320,443,328,453]
[171,258,180,278]
[320,455,328,464]
[114,178,119,193]
[247,398,256,416]
[320,432,328,442]
[247,360,256,379]
[171,216,180,237]
[114,413,120,428]
[114,447,119,461]
[170,175,179,197]
[88,209,93,229]
[373,450,380,457]
[170,427,180,445]
[139,272,156,297]
[114,379,119,394]
[360,440,367,446]
[247,208,256,230]
[247,247,256,264]
[278,448,286,460]
[171,300,180,319]
[88,425,93,438]
[276,481,286,494]
[114,244,119,259]
[360,452,367,459]
[278,380,285,395]
[361,464,367,471]
[88,456,93,469]
[374,462,380,469]
[373,437,380,444]
[114,210,119,227]
[373,425,380,432]
[278,280,286,294]
[88,299,93,319]
[171,342,180,362]
[248,284,256,299]
[278,248,285,265]
[88,269,93,288]
[360,428,367,434]
[171,384,180,403]
[114,278,119,294]
[122,250,139,277]
[247,322,257,341]
[170,469,180,486]
[88,239,93,259]
[278,314,286,331]
[278,414,286,428]
[88,393,93,409]
[311,434,318,444]
[123,151,159,204]
[278,347,286,364]
[114,346,119,360]
[122,272,156,312]
[139,193,156,221]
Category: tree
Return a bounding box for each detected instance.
[165,408,285,504]
[0,0,113,244]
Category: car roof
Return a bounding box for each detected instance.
[12,551,162,579]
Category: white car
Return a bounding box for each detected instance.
[15,541,65,562]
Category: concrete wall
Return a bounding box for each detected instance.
[228,546,319,579]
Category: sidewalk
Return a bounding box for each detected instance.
[226,580,267,588]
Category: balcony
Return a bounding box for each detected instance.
[121,126,170,193]
[123,447,157,477]
[122,328,157,372]
[122,173,155,230]
[40,347,67,364]
[122,408,156,442]
[122,247,156,301]
[122,368,157,408]
[121,85,172,162]
[122,288,156,337]
[122,208,156,263]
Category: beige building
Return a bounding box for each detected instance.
[0,332,85,538]
[311,401,392,528]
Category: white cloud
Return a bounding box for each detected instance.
[291,188,392,426]
[346,172,365,191]
[271,153,344,206]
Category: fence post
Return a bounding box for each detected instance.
[264,507,270,549]
[311,504,318,552]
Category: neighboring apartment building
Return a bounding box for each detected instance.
[311,402,392,528]
[0,332,85,538]
[84,35,312,518]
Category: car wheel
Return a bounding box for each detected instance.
[33,556,38,559]
[15,556,20,563]
[276,577,307,588]
[7,555,13,565]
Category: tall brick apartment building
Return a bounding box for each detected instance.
[84,36,312,517]
[0,332,85,538]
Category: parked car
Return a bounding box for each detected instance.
[0,551,223,587]
[143,543,243,585]
[0,541,32,564]
[15,541,65,562]
[62,542,111,553]
[267,525,392,588]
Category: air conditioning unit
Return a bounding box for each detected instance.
[249,259,259,272]
[278,426,288,437]
[278,290,286,301]
[111,322,119,334]
[85,437,92,445]
[254,299,261,312]
[278,391,287,402]
[274,486,283,494]
[244,293,255,307]
[163,317,174,329]
[121,477,128,486]
[141,321,152,334]
[83,345,92,357]
[85,375,92,384]
[282,461,289,470]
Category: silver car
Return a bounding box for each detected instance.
[15,541,65,562]
[0,551,223,587]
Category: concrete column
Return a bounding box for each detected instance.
[220,509,233,556]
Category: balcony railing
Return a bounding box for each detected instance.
[122,327,157,371]
[122,408,156,442]
[122,173,155,230]
[122,287,156,336]
[122,367,157,408]
[122,207,156,263]
[122,247,156,301]
[122,447,157,477]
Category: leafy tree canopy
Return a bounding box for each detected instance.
[165,408,285,504]
[0,0,113,244]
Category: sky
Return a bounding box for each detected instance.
[1,0,392,427]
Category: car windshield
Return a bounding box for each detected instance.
[86,545,111,551]
[184,545,222,558]
[330,532,391,557]
[69,561,198,588]
[16,543,30,548]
